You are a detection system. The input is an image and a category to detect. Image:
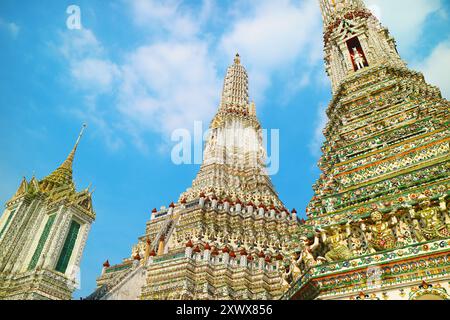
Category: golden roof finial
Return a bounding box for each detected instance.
[42,124,87,189]
[60,123,87,171]
[234,53,241,65]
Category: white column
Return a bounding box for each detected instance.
[203,249,210,262]
[240,255,247,267]
[185,247,193,258]
[223,252,229,265]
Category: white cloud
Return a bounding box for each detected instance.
[415,40,450,99]
[220,0,322,100]
[117,41,220,135]
[309,103,328,157]
[0,18,20,38]
[221,0,320,68]
[57,29,124,149]
[56,0,329,153]
[126,0,211,39]
[57,0,448,156]
[58,29,119,93]
[70,95,124,152]
[59,29,103,60]
[365,0,443,52]
[58,3,221,152]
[71,58,120,93]
[364,1,449,98]
[58,29,119,94]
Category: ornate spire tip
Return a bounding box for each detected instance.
[234,53,241,65]
[75,123,87,148]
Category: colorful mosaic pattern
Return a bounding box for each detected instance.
[284,0,450,300]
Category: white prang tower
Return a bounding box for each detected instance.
[87,55,299,300]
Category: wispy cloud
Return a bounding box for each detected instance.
[0,18,20,38]
[309,103,328,157]
[58,28,119,95]
[56,0,448,156]
[57,0,324,154]
[125,0,218,42]
[127,0,202,38]
[57,29,124,150]
[220,0,322,102]
[366,0,443,52]
[57,2,221,153]
[365,0,450,99]
[117,41,220,136]
[414,39,450,99]
[71,59,120,93]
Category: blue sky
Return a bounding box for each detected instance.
[0,0,449,299]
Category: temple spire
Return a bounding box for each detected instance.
[234,53,241,65]
[219,54,249,111]
[182,54,280,207]
[59,123,87,171]
[319,0,405,93]
[41,124,87,189]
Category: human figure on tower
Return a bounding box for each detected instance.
[352,47,366,70]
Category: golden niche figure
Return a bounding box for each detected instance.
[395,218,414,247]
[289,252,303,283]
[410,196,450,241]
[296,233,323,270]
[319,222,353,262]
[280,263,292,291]
[360,211,397,252]
[349,236,364,256]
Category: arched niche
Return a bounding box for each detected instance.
[410,288,450,301]
[415,294,446,300]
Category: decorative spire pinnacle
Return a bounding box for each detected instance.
[219,54,249,111]
[181,53,282,208]
[42,124,87,189]
[234,53,240,65]
[60,123,87,171]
